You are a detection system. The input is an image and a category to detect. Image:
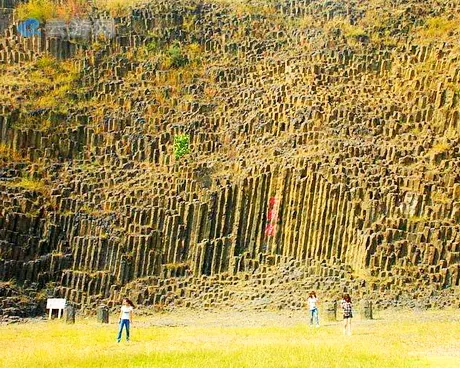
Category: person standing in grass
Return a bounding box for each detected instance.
[341,293,353,336]
[307,291,320,327]
[117,298,134,343]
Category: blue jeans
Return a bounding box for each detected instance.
[310,308,319,326]
[117,319,130,342]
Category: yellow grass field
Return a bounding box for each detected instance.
[1,309,458,368]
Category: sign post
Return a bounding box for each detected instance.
[46,298,66,319]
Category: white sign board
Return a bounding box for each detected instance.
[47,298,66,309]
[46,298,66,319]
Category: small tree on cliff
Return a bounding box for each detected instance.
[174,134,190,160]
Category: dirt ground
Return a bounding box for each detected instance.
[135,306,460,328]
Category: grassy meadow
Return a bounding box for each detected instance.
[1,309,458,368]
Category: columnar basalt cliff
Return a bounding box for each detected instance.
[0,0,459,318]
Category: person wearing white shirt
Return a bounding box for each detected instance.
[307,291,319,327]
[117,298,134,342]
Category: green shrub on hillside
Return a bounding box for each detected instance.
[16,0,145,22]
[344,24,367,39]
[146,40,160,53]
[94,0,143,17]
[324,17,368,42]
[16,0,56,22]
[36,55,57,70]
[420,16,460,40]
[16,0,91,22]
[164,42,189,69]
[174,134,190,159]
[0,143,23,162]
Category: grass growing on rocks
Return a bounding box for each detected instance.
[0,309,458,368]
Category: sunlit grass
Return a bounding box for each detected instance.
[0,310,458,368]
